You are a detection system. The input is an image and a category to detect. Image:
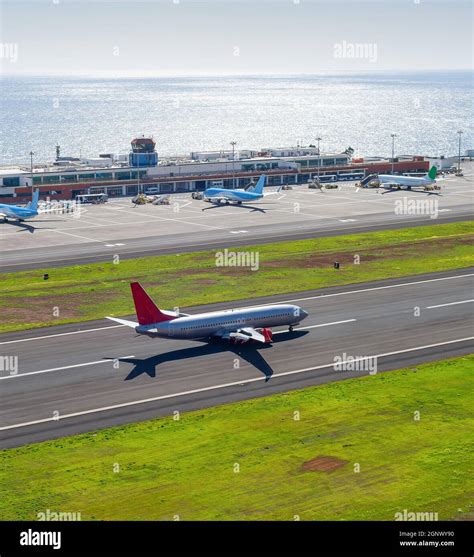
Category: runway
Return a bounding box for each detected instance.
[1,172,472,272]
[1,269,473,448]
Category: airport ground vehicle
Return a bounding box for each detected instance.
[338,172,365,181]
[144,186,160,194]
[75,193,108,204]
[132,194,148,205]
[192,191,204,199]
[308,179,322,189]
[318,174,338,183]
[151,195,170,205]
[132,194,170,205]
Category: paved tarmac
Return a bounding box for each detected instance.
[1,269,472,448]
[1,172,472,272]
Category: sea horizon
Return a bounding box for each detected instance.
[1,70,472,165]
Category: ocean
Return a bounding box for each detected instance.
[0,71,472,165]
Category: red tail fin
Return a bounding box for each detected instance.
[130,282,176,325]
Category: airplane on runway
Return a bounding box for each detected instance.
[107,282,308,344]
[377,166,441,191]
[203,175,281,205]
[0,189,39,221]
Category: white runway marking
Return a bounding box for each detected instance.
[273,208,336,219]
[0,356,135,381]
[104,206,223,230]
[76,215,120,225]
[273,319,356,334]
[0,325,124,346]
[52,229,102,243]
[1,274,471,345]
[1,320,357,380]
[426,299,474,309]
[278,273,474,304]
[2,336,473,431]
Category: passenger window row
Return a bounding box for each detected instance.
[179,312,291,331]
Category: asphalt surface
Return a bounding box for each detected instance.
[1,170,472,272]
[1,268,473,448]
[1,211,472,273]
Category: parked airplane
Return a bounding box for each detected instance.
[203,175,280,204]
[107,282,308,344]
[0,189,40,221]
[377,166,440,191]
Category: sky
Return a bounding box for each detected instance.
[0,0,472,76]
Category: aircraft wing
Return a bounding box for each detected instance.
[215,327,266,343]
[263,186,283,197]
[106,316,139,328]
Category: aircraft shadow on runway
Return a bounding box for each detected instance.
[201,202,276,213]
[110,330,308,382]
[1,220,58,233]
[380,188,442,197]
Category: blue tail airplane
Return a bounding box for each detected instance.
[0,189,40,222]
[203,175,280,205]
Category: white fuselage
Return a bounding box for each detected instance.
[137,304,307,339]
[378,174,435,187]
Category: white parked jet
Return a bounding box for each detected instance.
[107,282,308,344]
[378,166,440,191]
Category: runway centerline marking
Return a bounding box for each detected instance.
[0,325,124,346]
[0,355,135,381]
[1,336,473,431]
[275,319,357,333]
[426,299,474,309]
[1,321,356,379]
[276,273,474,304]
[1,274,472,345]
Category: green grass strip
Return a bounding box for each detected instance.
[1,355,472,520]
[0,221,473,333]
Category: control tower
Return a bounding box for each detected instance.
[129,136,158,167]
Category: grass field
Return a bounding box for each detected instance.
[1,355,473,521]
[1,221,473,333]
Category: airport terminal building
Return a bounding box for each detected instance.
[0,137,432,203]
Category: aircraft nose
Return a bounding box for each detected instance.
[299,308,309,320]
